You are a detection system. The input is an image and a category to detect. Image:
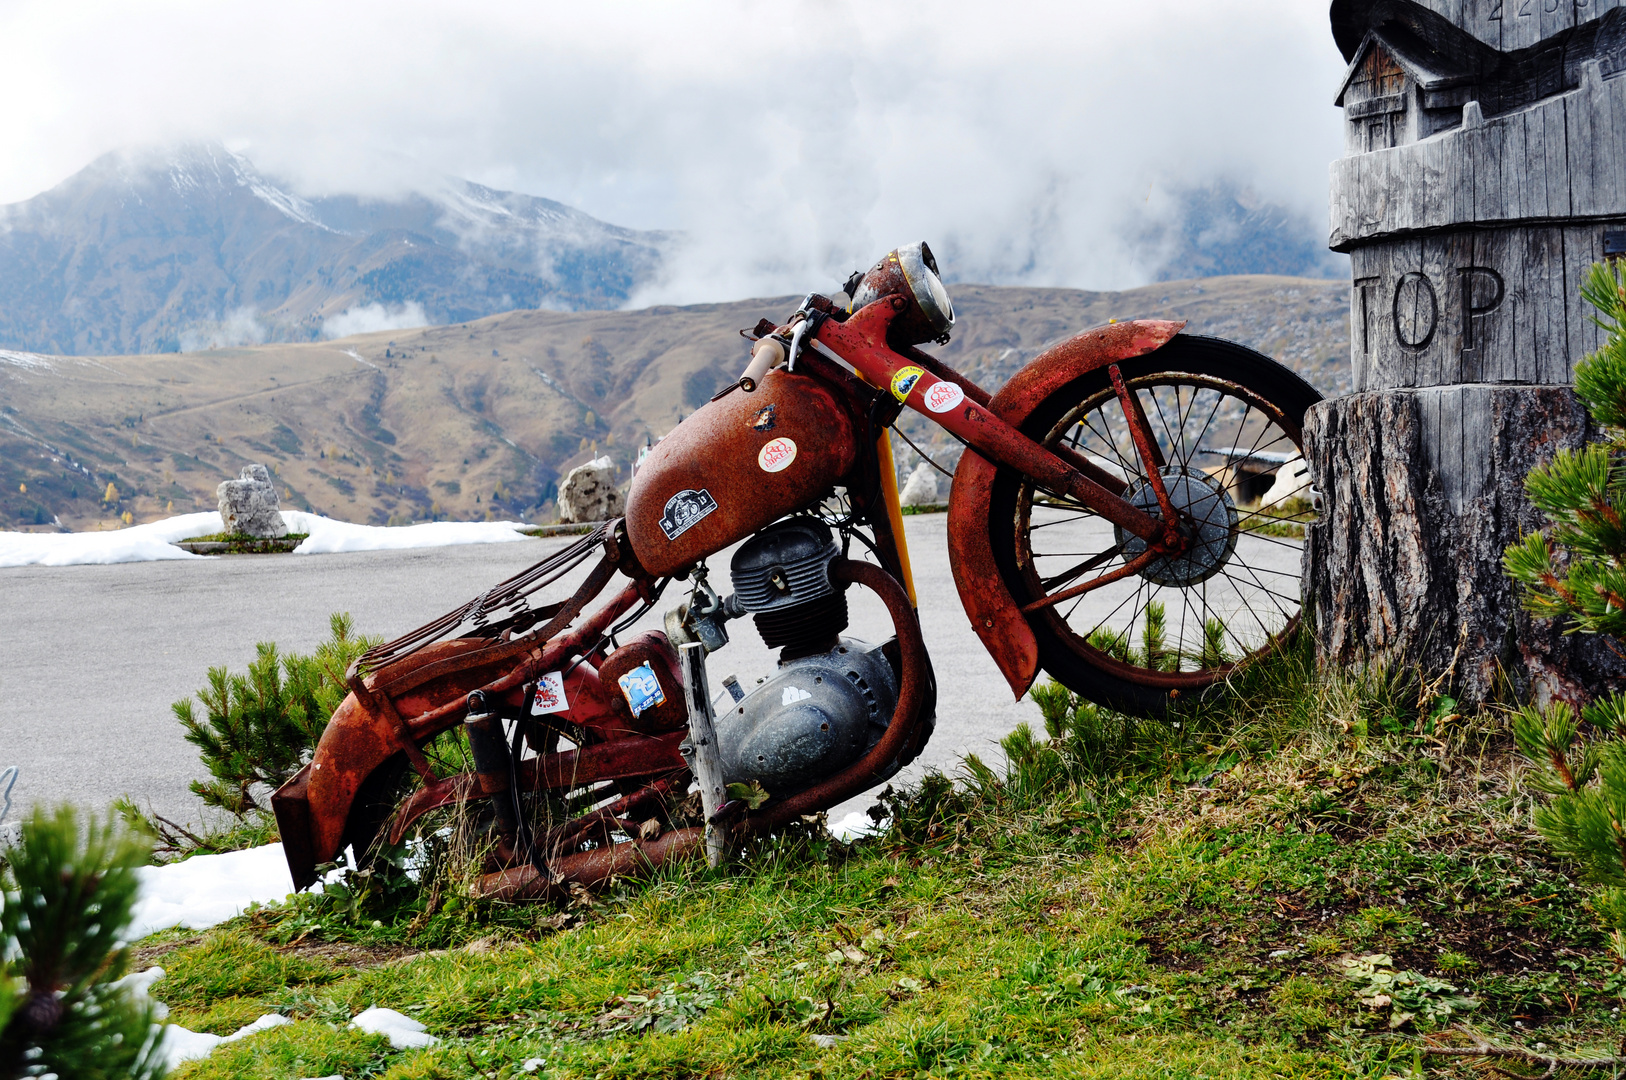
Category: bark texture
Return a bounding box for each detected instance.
[1304,385,1626,704]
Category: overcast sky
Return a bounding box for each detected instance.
[0,0,1350,302]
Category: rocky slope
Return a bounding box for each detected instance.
[0,275,1348,532]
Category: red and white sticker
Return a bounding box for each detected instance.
[531,670,570,716]
[923,380,965,414]
[758,436,798,473]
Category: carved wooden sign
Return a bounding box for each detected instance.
[1307,0,1626,701]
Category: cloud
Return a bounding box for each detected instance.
[178,307,267,352]
[321,302,431,340]
[0,0,1350,300]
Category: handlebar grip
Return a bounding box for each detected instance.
[739,338,786,392]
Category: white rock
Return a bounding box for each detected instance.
[351,1006,439,1049]
[216,464,289,538]
[899,462,939,507]
[557,456,625,523]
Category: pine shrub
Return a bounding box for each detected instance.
[1504,259,1626,633]
[1505,260,1626,949]
[0,805,167,1079]
[173,612,376,817]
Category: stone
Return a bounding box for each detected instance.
[899,463,940,507]
[557,456,625,523]
[1304,387,1626,704]
[216,464,288,538]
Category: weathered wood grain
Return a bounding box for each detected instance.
[1329,73,1624,248]
[1305,386,1626,702]
[1344,222,1622,390]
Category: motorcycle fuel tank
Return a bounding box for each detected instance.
[626,368,859,577]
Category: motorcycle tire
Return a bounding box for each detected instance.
[987,334,1323,718]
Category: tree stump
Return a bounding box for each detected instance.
[1304,386,1626,702]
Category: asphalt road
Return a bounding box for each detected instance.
[0,516,1042,829]
[0,511,1300,832]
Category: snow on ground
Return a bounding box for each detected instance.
[0,511,218,567]
[128,842,301,939]
[118,965,433,1070]
[0,510,534,568]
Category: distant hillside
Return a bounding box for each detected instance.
[0,275,1349,532]
[0,143,667,356]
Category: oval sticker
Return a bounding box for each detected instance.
[758,437,798,473]
[890,366,925,402]
[923,380,965,413]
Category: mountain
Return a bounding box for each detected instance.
[0,143,668,356]
[1138,181,1347,283]
[0,275,1349,532]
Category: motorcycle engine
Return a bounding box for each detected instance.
[710,520,899,791]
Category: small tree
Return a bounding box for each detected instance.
[1504,260,1626,632]
[1505,260,1626,950]
[174,612,375,817]
[0,805,167,1079]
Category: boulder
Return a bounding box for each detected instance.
[899,462,940,507]
[216,464,288,538]
[558,456,626,523]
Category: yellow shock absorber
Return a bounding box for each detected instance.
[874,430,918,608]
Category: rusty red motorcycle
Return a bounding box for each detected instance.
[272,242,1321,898]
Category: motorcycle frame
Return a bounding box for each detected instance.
[272,298,1196,895]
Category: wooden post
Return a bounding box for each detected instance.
[1310,1,1626,702]
[677,642,728,868]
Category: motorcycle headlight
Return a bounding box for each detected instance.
[897,241,954,341]
[849,241,956,345]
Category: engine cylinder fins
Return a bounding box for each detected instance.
[752,592,850,656]
[729,520,840,612]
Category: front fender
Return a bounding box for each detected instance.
[945,320,1185,700]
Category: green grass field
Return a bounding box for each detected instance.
[134,639,1624,1079]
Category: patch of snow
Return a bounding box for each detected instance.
[0,350,53,370]
[127,842,301,939]
[0,510,535,568]
[0,512,219,568]
[282,511,531,555]
[830,811,879,842]
[351,1006,438,1049]
[113,967,290,1068]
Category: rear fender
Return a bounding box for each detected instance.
[945,320,1185,700]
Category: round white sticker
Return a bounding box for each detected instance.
[758,437,798,473]
[923,380,966,414]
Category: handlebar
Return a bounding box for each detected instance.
[739,337,786,392]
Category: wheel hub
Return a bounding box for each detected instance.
[1114,466,1238,587]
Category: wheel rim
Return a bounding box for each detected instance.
[1015,370,1312,690]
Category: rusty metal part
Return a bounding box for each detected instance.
[594,631,688,735]
[819,301,1167,541]
[386,730,690,841]
[463,696,518,836]
[274,571,649,890]
[355,523,613,674]
[475,827,708,901]
[847,242,954,346]
[944,320,1186,700]
[624,367,860,578]
[1107,363,1183,557]
[1019,546,1163,613]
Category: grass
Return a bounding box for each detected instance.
[138,635,1626,1079]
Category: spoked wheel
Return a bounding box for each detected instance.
[989,335,1322,717]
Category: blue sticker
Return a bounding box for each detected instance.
[618,662,666,718]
